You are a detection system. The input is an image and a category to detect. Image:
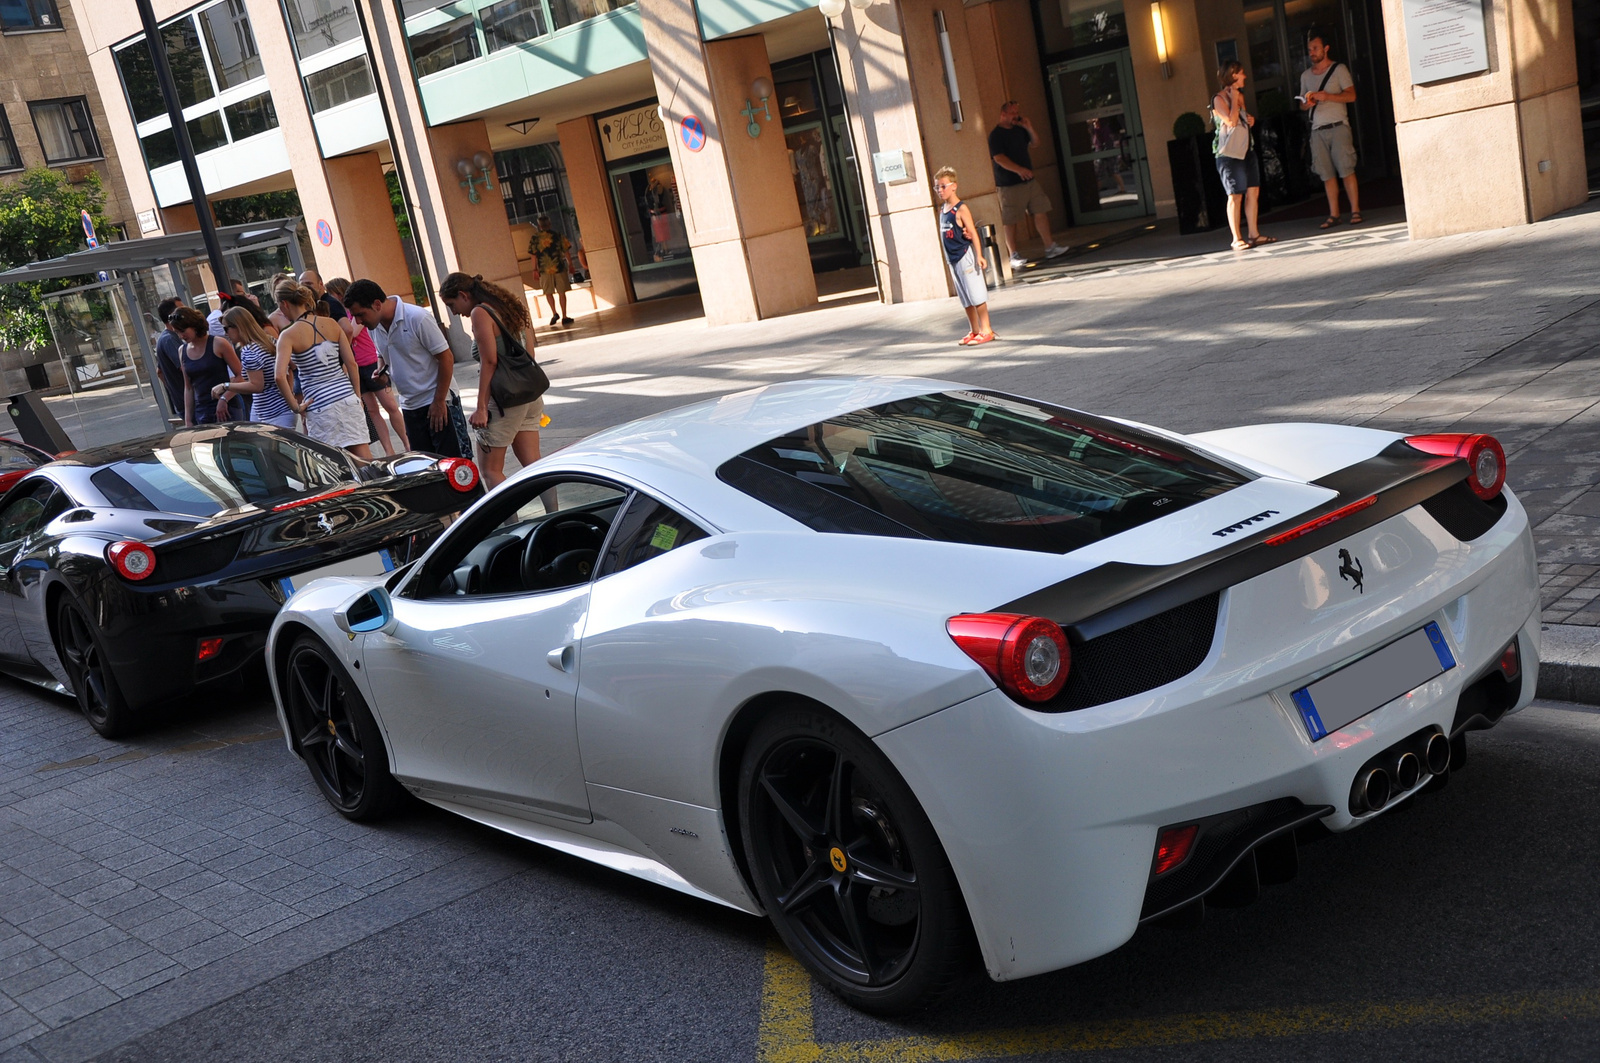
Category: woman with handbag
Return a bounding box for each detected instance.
[439,272,549,489]
[1212,61,1274,252]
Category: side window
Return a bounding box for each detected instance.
[416,477,628,598]
[596,493,708,578]
[0,481,58,544]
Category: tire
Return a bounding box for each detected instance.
[55,596,134,738]
[738,703,975,1014]
[282,634,405,820]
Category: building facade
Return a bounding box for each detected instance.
[74,0,1592,329]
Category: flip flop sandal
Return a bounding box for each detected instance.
[1348,213,1363,225]
[968,332,997,345]
[958,332,978,346]
[1230,240,1252,251]
[1250,235,1278,246]
[1319,216,1341,229]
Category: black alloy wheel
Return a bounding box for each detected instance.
[284,635,404,820]
[55,597,132,738]
[739,705,973,1013]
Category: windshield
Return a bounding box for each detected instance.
[719,390,1251,554]
[90,434,352,517]
[0,441,43,471]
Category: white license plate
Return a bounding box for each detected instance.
[1290,622,1456,741]
[278,549,395,598]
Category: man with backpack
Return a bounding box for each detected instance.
[1301,31,1361,228]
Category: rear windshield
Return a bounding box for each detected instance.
[718,390,1251,554]
[91,434,352,517]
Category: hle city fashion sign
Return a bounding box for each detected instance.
[599,103,668,162]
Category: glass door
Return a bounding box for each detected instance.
[1048,49,1151,224]
[608,153,696,301]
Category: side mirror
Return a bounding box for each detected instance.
[333,586,395,635]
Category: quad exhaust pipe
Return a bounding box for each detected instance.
[1424,732,1452,775]
[1349,728,1454,816]
[1351,767,1391,814]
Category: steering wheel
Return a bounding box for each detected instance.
[521,513,609,591]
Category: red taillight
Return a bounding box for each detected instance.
[1405,433,1506,501]
[1153,824,1198,875]
[106,540,156,581]
[272,486,359,512]
[1263,495,1378,546]
[1497,639,1520,680]
[196,637,224,662]
[946,613,1070,703]
[439,457,479,492]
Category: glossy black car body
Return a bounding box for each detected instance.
[0,423,481,735]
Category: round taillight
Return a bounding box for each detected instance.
[946,613,1071,704]
[106,540,156,581]
[438,457,479,492]
[1404,432,1506,501]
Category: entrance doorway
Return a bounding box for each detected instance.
[773,51,872,274]
[1047,49,1152,223]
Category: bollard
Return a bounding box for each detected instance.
[8,393,75,454]
[979,224,1004,288]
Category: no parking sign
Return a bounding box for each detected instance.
[680,114,706,152]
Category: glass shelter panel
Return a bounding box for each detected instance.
[39,281,167,449]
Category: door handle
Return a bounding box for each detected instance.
[546,644,576,673]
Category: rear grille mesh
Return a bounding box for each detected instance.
[1046,591,1221,712]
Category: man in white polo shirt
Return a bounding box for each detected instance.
[342,279,469,458]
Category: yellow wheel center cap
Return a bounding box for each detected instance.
[327,719,337,736]
[829,847,848,873]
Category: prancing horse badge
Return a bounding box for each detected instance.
[1338,549,1364,594]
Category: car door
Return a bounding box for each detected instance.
[359,475,629,824]
[0,479,65,666]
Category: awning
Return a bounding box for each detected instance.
[0,217,303,285]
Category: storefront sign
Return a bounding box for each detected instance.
[680,114,706,152]
[137,209,159,234]
[872,150,915,185]
[1401,0,1489,84]
[599,104,669,162]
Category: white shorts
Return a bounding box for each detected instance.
[304,394,367,449]
[947,248,988,308]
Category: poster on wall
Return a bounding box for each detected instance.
[598,102,669,162]
[1401,0,1490,84]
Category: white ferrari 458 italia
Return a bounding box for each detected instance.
[267,377,1537,1012]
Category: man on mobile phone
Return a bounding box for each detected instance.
[989,101,1069,269]
[1301,31,1361,228]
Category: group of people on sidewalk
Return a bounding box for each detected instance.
[937,30,1363,343]
[153,267,551,491]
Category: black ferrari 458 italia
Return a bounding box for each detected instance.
[0,423,483,736]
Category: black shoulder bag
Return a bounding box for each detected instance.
[477,306,550,410]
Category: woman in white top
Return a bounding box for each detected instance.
[273,281,371,459]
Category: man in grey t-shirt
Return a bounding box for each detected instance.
[343,279,466,458]
[1301,31,1361,227]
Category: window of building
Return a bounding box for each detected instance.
[547,0,635,31]
[484,0,547,50]
[222,93,277,140]
[409,14,479,76]
[0,109,21,171]
[29,98,100,163]
[400,0,448,16]
[138,110,229,169]
[0,0,60,31]
[1035,0,1127,57]
[198,0,263,88]
[305,56,375,112]
[283,0,362,59]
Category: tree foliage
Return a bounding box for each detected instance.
[0,168,111,351]
[212,189,302,226]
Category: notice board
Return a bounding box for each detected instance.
[1402,0,1490,83]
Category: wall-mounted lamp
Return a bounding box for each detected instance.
[743,76,774,138]
[818,0,872,19]
[1151,1,1172,78]
[934,11,963,129]
[456,151,494,203]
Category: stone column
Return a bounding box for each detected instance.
[557,116,635,310]
[1381,0,1586,238]
[639,0,817,324]
[323,152,412,298]
[827,2,949,303]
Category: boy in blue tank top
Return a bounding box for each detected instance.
[934,167,995,346]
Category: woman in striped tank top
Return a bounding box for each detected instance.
[218,306,296,428]
[272,281,371,459]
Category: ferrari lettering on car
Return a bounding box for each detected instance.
[265,378,1538,1015]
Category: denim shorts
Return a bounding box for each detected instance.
[1215,151,1261,196]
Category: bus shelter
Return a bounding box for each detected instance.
[0,218,305,451]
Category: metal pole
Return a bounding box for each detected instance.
[134,0,231,297]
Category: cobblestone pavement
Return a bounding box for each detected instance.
[1,201,1598,1059]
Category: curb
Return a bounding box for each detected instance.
[1536,624,1600,705]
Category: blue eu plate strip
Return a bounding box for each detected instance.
[1424,621,1456,670]
[1291,688,1327,741]
[380,549,396,572]
[278,577,295,599]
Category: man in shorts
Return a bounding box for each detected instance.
[1300,32,1361,227]
[989,101,1068,270]
[531,215,575,326]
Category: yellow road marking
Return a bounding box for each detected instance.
[756,949,1600,1062]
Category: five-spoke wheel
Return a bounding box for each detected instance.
[739,705,972,1013]
[283,636,403,820]
[55,597,131,737]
